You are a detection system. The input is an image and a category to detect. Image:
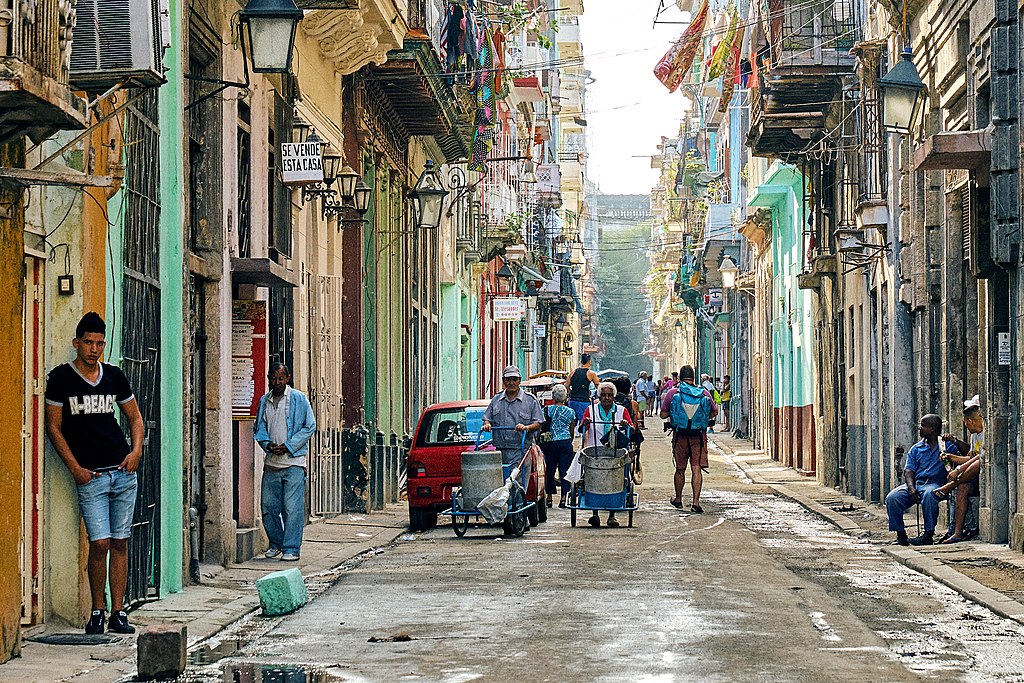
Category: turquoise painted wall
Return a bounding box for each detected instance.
[103,0,183,597]
[157,0,184,595]
[749,163,815,411]
[438,283,461,401]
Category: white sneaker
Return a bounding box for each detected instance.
[264,548,282,559]
[280,552,300,561]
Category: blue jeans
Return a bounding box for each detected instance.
[946,488,980,536]
[77,469,138,540]
[886,482,940,533]
[262,466,306,555]
[541,439,575,496]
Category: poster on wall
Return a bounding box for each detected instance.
[232,300,267,419]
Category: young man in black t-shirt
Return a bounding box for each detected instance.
[45,312,145,635]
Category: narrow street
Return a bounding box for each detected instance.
[179,421,1024,683]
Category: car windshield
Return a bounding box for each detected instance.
[418,406,486,446]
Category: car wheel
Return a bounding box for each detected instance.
[409,509,437,531]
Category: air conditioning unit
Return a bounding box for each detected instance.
[69,0,168,92]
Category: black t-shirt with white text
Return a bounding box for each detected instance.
[45,362,135,469]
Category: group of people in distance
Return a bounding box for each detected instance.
[885,396,984,546]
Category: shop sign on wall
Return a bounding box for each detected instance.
[281,140,324,184]
[231,300,267,419]
[492,297,526,321]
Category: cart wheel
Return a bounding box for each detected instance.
[509,487,528,537]
[453,516,469,537]
[512,510,528,537]
[538,495,548,524]
[628,510,634,528]
[570,508,577,527]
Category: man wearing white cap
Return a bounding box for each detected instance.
[933,395,984,543]
[482,365,544,490]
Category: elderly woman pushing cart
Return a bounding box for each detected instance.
[576,381,636,528]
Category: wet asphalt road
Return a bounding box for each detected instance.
[187,424,1024,682]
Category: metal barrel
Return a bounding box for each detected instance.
[460,450,504,509]
[582,448,627,495]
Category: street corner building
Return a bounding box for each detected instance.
[642,0,1024,559]
[0,0,596,663]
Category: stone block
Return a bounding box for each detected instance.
[137,624,187,680]
[256,567,308,617]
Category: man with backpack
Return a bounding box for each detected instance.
[661,365,717,513]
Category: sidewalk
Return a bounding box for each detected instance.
[0,505,409,683]
[711,433,1024,625]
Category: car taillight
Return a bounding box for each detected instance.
[408,461,427,478]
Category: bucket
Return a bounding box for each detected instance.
[582,449,626,495]
[461,450,504,509]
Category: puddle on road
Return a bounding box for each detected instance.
[706,486,1024,681]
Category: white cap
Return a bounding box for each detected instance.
[502,365,522,379]
[964,394,981,409]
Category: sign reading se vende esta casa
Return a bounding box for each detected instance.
[281,141,324,184]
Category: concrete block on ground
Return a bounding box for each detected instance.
[137,624,187,680]
[256,567,309,616]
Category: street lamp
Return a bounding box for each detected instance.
[496,262,515,294]
[238,0,304,74]
[411,160,448,229]
[337,165,360,202]
[879,47,926,135]
[554,313,568,332]
[719,255,739,289]
[321,143,343,187]
[353,180,372,215]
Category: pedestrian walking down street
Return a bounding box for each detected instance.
[700,374,721,433]
[482,365,544,491]
[633,372,649,419]
[565,353,600,428]
[45,312,146,635]
[255,364,316,561]
[884,414,945,546]
[580,382,634,528]
[720,375,731,431]
[661,366,717,514]
[644,372,658,417]
[538,384,577,508]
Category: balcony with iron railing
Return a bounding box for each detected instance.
[0,0,87,144]
[746,0,858,158]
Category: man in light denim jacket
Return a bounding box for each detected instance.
[254,363,316,560]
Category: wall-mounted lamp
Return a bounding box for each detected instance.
[238,0,304,74]
[879,47,926,135]
[411,160,448,230]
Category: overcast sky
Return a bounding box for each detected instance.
[580,4,692,195]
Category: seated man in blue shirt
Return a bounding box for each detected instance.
[885,414,947,546]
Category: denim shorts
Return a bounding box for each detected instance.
[77,469,138,541]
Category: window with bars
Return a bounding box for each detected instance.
[269,93,293,258]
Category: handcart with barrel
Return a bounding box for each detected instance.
[566,416,640,528]
[440,427,535,537]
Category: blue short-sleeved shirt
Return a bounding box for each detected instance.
[544,404,575,441]
[904,440,946,485]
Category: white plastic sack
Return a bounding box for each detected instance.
[477,481,511,523]
[564,451,584,484]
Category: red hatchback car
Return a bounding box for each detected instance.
[406,400,547,531]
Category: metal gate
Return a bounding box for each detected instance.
[121,89,161,605]
[308,275,345,516]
